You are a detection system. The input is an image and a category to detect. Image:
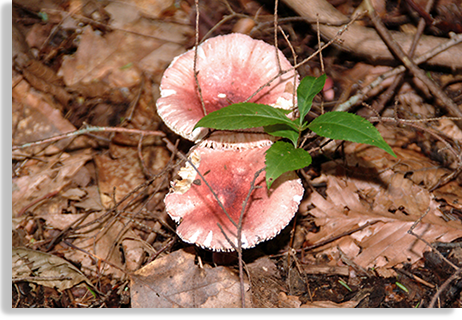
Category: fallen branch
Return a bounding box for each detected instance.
[370,0,436,114]
[335,32,462,112]
[365,0,462,126]
[282,0,462,68]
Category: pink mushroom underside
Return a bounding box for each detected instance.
[164,146,304,251]
[157,33,297,140]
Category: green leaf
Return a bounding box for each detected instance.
[194,102,298,131]
[265,141,312,188]
[264,124,299,147]
[308,111,397,157]
[297,74,326,125]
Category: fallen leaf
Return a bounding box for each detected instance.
[94,144,169,208]
[12,149,92,217]
[12,247,94,292]
[58,19,191,89]
[12,79,92,153]
[61,210,143,278]
[301,142,462,271]
[131,249,251,308]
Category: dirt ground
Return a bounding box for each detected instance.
[12,0,462,308]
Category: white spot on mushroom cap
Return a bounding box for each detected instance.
[241,233,248,246]
[203,231,213,248]
[217,93,227,98]
[293,194,303,204]
[160,89,177,98]
[188,230,201,243]
[197,45,206,60]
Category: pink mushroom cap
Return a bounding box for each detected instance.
[156,33,298,142]
[164,143,304,251]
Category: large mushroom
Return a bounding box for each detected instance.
[157,33,297,142]
[157,33,304,251]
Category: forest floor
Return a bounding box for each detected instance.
[12,0,462,308]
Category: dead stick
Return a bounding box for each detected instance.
[408,208,459,271]
[371,0,435,114]
[365,0,462,126]
[12,126,165,150]
[162,138,236,227]
[335,32,462,112]
[194,0,207,116]
[282,0,462,68]
[428,267,462,308]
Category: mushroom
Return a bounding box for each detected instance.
[165,140,304,251]
[156,33,298,142]
[157,33,303,251]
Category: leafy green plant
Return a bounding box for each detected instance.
[194,75,396,188]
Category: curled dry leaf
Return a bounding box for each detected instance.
[58,15,192,90]
[12,247,94,292]
[12,149,92,218]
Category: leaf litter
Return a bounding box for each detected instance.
[12,0,462,308]
[300,142,462,275]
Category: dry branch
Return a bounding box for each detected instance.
[365,0,462,125]
[282,0,462,69]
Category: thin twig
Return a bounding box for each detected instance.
[428,266,462,308]
[316,14,324,74]
[278,26,298,114]
[12,125,165,151]
[237,167,265,308]
[368,116,462,165]
[408,208,459,271]
[162,138,235,227]
[369,0,434,114]
[274,0,282,73]
[194,0,207,116]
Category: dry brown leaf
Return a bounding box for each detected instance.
[12,149,92,217]
[301,142,462,271]
[12,78,92,153]
[277,292,302,308]
[58,16,191,89]
[12,247,94,292]
[130,249,251,308]
[94,144,169,208]
[61,210,143,277]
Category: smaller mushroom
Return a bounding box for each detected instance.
[165,140,304,251]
